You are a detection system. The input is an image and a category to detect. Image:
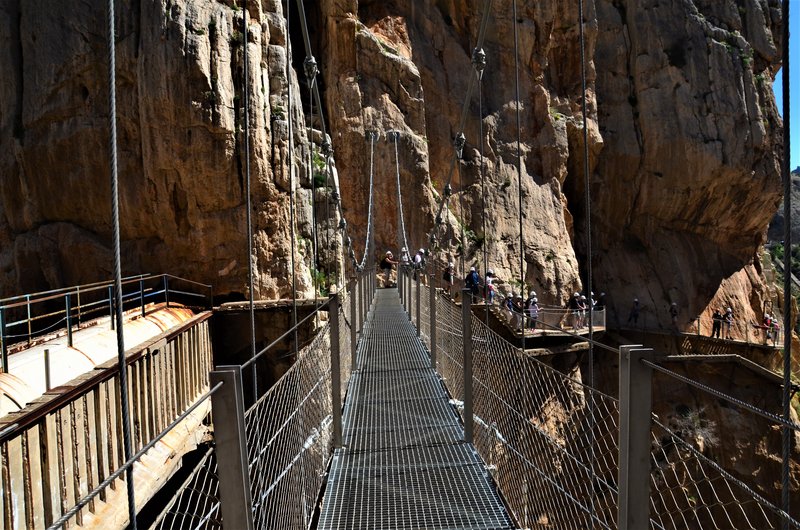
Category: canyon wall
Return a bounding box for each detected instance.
[0,0,784,333]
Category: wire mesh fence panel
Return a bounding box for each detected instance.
[468,314,620,529]
[419,284,431,349]
[649,419,798,530]
[150,447,222,530]
[244,324,333,530]
[435,294,465,405]
[338,290,353,405]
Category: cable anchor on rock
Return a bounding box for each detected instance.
[454,132,466,159]
[303,56,318,82]
[472,47,486,77]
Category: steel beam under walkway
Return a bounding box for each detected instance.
[318,289,513,529]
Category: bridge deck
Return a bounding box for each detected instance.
[318,289,513,529]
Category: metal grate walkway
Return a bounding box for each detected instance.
[318,289,514,529]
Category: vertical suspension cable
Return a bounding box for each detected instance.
[781,0,791,526]
[286,0,298,355]
[243,0,258,397]
[577,0,596,525]
[106,1,137,527]
[476,53,489,323]
[306,63,319,305]
[512,0,524,310]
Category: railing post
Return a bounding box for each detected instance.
[65,294,73,347]
[398,267,404,303]
[210,365,255,530]
[0,307,7,373]
[26,294,32,345]
[360,273,366,330]
[140,279,146,317]
[415,273,421,336]
[76,286,82,326]
[108,286,115,330]
[406,270,412,321]
[44,348,51,390]
[330,294,343,448]
[430,274,437,369]
[618,345,655,530]
[350,277,357,372]
[462,288,473,443]
[164,276,170,308]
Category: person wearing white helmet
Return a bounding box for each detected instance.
[568,292,582,330]
[525,291,539,330]
[400,247,410,265]
[485,268,497,305]
[723,306,733,340]
[464,266,482,303]
[412,248,426,281]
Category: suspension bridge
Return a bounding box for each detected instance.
[0,0,795,528]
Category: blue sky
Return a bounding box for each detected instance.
[773,1,798,170]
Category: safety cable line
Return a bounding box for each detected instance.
[429,0,493,245]
[106,1,137,526]
[577,0,596,524]
[293,0,364,278]
[243,0,258,397]
[305,59,319,307]
[642,359,800,433]
[390,132,411,257]
[286,0,299,355]
[474,46,488,324]
[356,132,377,272]
[512,0,524,324]
[781,0,791,526]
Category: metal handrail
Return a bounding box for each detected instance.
[0,274,214,369]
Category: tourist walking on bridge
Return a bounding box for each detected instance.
[380,251,398,287]
[442,261,455,296]
[465,266,482,303]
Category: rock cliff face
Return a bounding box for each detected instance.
[0,0,784,330]
[0,0,330,300]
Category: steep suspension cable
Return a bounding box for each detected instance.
[286,0,298,355]
[389,131,411,256]
[473,45,488,322]
[295,0,363,283]
[106,0,137,526]
[512,0,524,316]
[357,132,378,272]
[243,0,258,396]
[577,0,596,522]
[428,0,493,253]
[304,56,319,304]
[781,0,791,526]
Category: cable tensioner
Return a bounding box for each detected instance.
[304,56,318,81]
[472,47,486,74]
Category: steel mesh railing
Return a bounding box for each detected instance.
[469,312,620,528]
[648,417,798,529]
[150,447,222,530]
[241,288,354,530]
[416,287,800,529]
[244,321,331,529]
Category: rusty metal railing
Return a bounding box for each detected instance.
[0,312,214,529]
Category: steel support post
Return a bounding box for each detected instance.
[109,286,115,330]
[26,295,32,346]
[210,365,255,530]
[163,276,170,308]
[360,273,366,330]
[430,273,437,369]
[399,268,404,304]
[415,273,421,336]
[140,279,146,317]
[350,278,357,372]
[0,308,7,373]
[330,294,343,448]
[618,345,654,530]
[462,288,474,443]
[44,348,51,390]
[65,294,73,347]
